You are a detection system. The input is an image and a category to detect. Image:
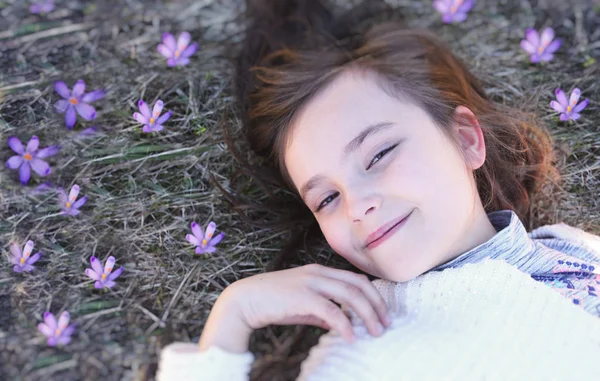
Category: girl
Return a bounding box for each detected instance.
[157,1,600,379]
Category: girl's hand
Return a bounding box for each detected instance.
[222,263,392,343]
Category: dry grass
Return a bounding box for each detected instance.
[0,0,599,380]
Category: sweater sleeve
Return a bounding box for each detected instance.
[156,342,255,381]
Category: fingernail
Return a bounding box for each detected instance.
[374,323,383,336]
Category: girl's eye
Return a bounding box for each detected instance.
[314,143,398,213]
[366,144,398,170]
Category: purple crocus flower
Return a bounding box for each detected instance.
[6,136,59,185]
[157,32,198,67]
[520,27,561,63]
[54,80,105,129]
[550,88,589,121]
[38,311,76,347]
[85,256,124,289]
[186,221,225,255]
[30,0,54,14]
[10,240,41,273]
[433,0,474,23]
[58,184,87,216]
[133,99,172,133]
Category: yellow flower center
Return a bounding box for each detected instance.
[55,328,62,336]
[150,117,155,124]
[24,153,32,161]
[567,105,572,113]
[202,239,207,246]
[69,97,78,105]
[20,258,25,264]
[175,50,181,58]
[101,273,107,280]
[66,202,71,208]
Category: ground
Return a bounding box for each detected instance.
[0,0,599,380]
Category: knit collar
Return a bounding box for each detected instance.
[427,210,536,273]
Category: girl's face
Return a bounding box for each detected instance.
[284,69,497,282]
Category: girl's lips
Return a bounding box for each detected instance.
[365,210,413,249]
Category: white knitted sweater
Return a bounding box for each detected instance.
[157,213,600,380]
[157,258,600,380]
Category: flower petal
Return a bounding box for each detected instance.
[65,106,77,129]
[205,246,216,254]
[36,145,60,159]
[90,256,103,275]
[133,112,148,124]
[30,158,51,176]
[85,268,101,281]
[8,137,24,155]
[205,222,217,240]
[81,89,105,103]
[72,80,86,98]
[539,52,554,62]
[156,110,172,125]
[47,337,58,347]
[6,156,23,169]
[43,311,57,330]
[75,102,97,120]
[157,44,173,58]
[104,256,115,274]
[559,113,569,121]
[569,112,581,120]
[57,311,70,329]
[10,243,22,260]
[572,99,589,113]
[520,40,536,54]
[54,81,71,99]
[167,58,178,67]
[23,240,34,258]
[569,88,581,106]
[13,265,23,272]
[550,100,565,113]
[459,0,474,12]
[107,267,123,281]
[68,185,80,203]
[525,28,540,46]
[162,33,177,51]
[19,163,31,185]
[142,125,153,133]
[38,322,53,337]
[62,325,76,338]
[209,232,225,246]
[181,43,198,58]
[26,136,39,153]
[555,88,568,106]
[544,39,561,54]
[452,12,467,23]
[72,195,87,210]
[177,32,191,51]
[58,188,67,206]
[26,252,41,265]
[54,99,69,113]
[103,280,116,288]
[94,280,104,289]
[191,221,204,241]
[22,264,35,272]
[540,27,555,47]
[433,0,449,13]
[195,246,206,255]
[56,335,72,346]
[138,99,151,119]
[152,100,164,119]
[186,234,201,246]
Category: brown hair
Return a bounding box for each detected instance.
[220,0,559,271]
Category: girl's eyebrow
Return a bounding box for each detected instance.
[300,121,394,201]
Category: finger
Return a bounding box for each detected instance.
[311,296,355,343]
[309,277,384,338]
[312,266,391,327]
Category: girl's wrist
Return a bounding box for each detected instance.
[197,288,253,354]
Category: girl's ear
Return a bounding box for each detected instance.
[453,105,486,170]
